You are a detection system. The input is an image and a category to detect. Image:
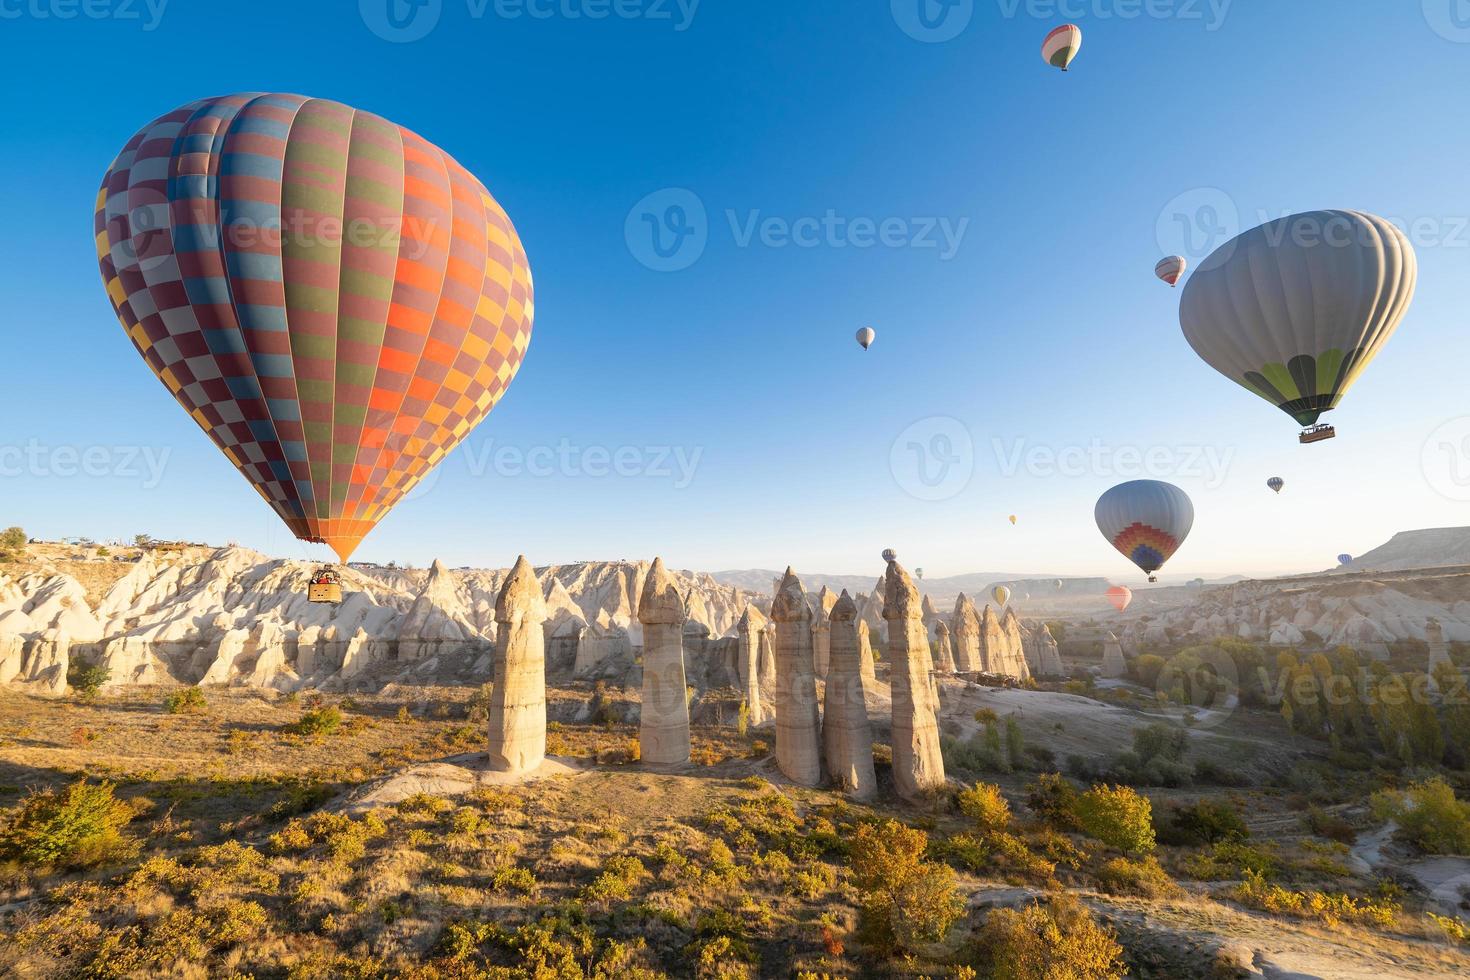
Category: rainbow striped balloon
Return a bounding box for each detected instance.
[95,94,533,562]
[1042,24,1083,72]
[1095,480,1194,577]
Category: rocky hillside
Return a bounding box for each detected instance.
[0,548,757,697]
[1342,526,1470,572]
[1117,564,1470,657]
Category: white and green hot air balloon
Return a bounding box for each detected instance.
[1180,210,1416,443]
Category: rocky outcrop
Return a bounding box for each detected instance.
[933,620,957,673]
[638,558,691,767]
[771,568,821,787]
[487,557,547,774]
[736,605,767,726]
[811,586,837,678]
[1102,632,1128,679]
[884,559,944,801]
[1037,623,1063,676]
[824,591,876,801]
[398,560,484,662]
[978,605,1028,679]
[952,593,981,672]
[858,620,876,684]
[1000,608,1031,681]
[1428,618,1452,679]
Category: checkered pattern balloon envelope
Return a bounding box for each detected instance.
[1095,480,1194,577]
[95,94,533,562]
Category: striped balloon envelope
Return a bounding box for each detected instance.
[1042,24,1083,72]
[95,94,534,562]
[1095,480,1194,578]
[1155,255,1187,286]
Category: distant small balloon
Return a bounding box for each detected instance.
[1268,477,1285,494]
[882,548,898,563]
[1042,23,1082,72]
[1009,515,1018,526]
[1055,579,1064,590]
[1155,255,1187,286]
[1338,554,1353,567]
[856,327,876,351]
[916,567,925,580]
[993,586,1012,607]
[1106,585,1133,613]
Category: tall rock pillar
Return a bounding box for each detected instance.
[824,591,876,801]
[1101,632,1128,679]
[952,593,982,672]
[736,605,767,726]
[884,559,945,800]
[487,556,547,773]
[933,620,957,673]
[811,586,837,678]
[772,568,822,787]
[638,558,691,766]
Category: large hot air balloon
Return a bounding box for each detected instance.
[856,327,876,351]
[1106,585,1133,613]
[1042,24,1082,72]
[992,586,1011,607]
[1095,480,1193,582]
[96,94,534,566]
[1180,210,1416,443]
[1155,255,1186,286]
[1267,477,1285,494]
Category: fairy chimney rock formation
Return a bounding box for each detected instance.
[736,604,767,726]
[824,591,876,801]
[487,556,547,774]
[952,593,981,672]
[1427,618,1453,679]
[637,557,691,767]
[933,619,957,673]
[1039,624,1064,676]
[1102,632,1128,679]
[811,585,837,678]
[883,559,945,800]
[857,619,877,684]
[999,608,1032,681]
[771,568,822,787]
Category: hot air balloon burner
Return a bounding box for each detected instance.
[308,567,344,604]
[1299,424,1336,445]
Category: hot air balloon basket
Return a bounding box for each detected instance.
[1299,424,1337,444]
[309,583,343,604]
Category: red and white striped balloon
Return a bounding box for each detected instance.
[1042,24,1083,72]
[1155,255,1187,286]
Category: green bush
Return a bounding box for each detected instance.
[0,780,137,869]
[283,705,343,737]
[1025,773,1081,830]
[1074,785,1155,856]
[164,686,208,715]
[0,526,26,555]
[957,782,1011,833]
[849,819,964,955]
[1370,777,1470,855]
[970,893,1125,979]
[1156,799,1248,847]
[67,662,110,699]
[1095,856,1181,899]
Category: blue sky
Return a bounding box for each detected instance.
[2,1,1468,579]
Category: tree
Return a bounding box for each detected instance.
[958,782,1012,833]
[1074,785,1155,856]
[0,526,26,555]
[972,893,1125,980]
[849,820,965,955]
